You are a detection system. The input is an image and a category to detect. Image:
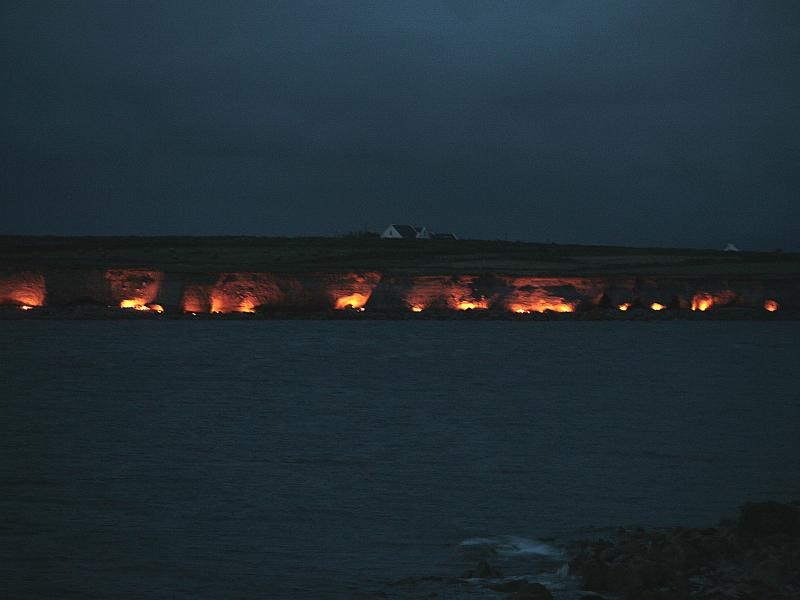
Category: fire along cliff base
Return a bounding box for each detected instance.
[1,237,797,319]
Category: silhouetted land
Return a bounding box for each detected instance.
[567,501,800,600]
[1,236,798,276]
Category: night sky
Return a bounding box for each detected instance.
[2,1,798,249]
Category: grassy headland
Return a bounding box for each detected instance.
[1,236,798,277]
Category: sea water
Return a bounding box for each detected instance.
[1,320,798,598]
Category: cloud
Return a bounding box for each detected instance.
[1,1,798,247]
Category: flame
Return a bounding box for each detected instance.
[106,270,162,306]
[691,291,736,312]
[120,299,149,311]
[403,276,491,312]
[209,293,263,313]
[503,281,577,314]
[239,299,257,313]
[198,273,289,314]
[119,299,163,313]
[0,272,46,307]
[764,299,779,312]
[456,299,488,311]
[691,294,714,311]
[650,302,667,311]
[14,296,42,307]
[20,305,33,311]
[327,272,379,311]
[545,301,573,313]
[618,303,631,311]
[335,293,369,310]
[509,300,574,314]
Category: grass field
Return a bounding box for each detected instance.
[1,236,797,277]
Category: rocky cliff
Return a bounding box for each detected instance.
[1,268,796,318]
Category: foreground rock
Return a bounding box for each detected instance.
[569,502,800,599]
[462,560,504,579]
[458,561,556,599]
[485,579,554,599]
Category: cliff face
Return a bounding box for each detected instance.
[0,271,46,307]
[178,272,382,313]
[0,268,797,315]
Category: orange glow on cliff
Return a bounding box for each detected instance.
[120,299,149,311]
[0,272,46,307]
[509,300,574,314]
[14,295,43,307]
[506,277,604,295]
[691,291,736,312]
[618,303,631,311]
[120,299,163,313]
[691,295,713,311]
[403,276,489,313]
[239,299,257,313]
[764,299,779,312]
[502,278,586,314]
[203,273,285,314]
[106,270,162,307]
[456,299,489,311]
[335,293,368,310]
[650,302,667,311]
[326,272,379,311]
[505,286,575,314]
[182,283,212,313]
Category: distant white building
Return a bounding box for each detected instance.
[381,224,430,240]
[723,243,740,252]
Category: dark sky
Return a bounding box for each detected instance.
[2,1,798,249]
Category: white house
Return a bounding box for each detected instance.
[723,243,740,252]
[381,224,430,239]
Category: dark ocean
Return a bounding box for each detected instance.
[1,321,798,599]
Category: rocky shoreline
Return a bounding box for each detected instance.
[567,501,800,600]
[389,502,800,600]
[0,304,796,321]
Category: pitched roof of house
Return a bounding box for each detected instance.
[390,224,420,239]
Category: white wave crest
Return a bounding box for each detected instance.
[459,535,563,558]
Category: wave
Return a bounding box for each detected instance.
[459,535,563,559]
